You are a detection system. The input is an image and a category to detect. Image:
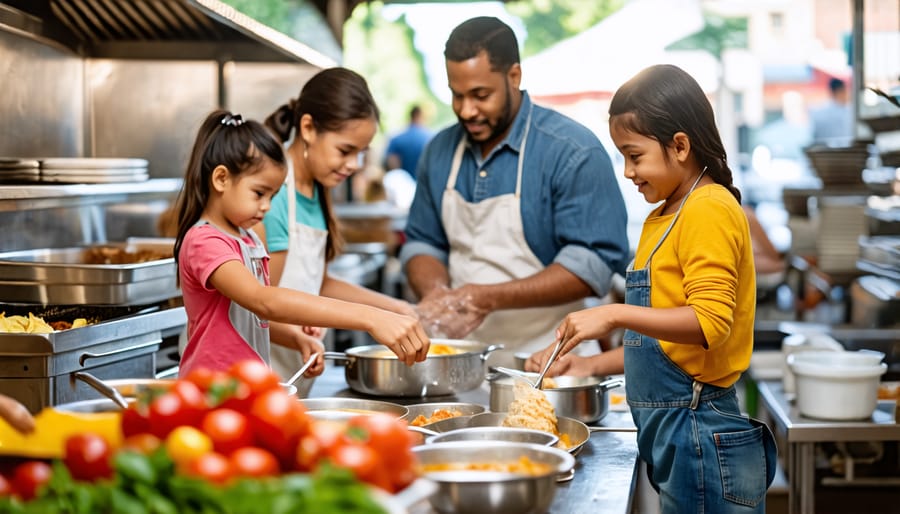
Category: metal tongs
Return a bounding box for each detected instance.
[534,338,565,390]
[492,337,566,390]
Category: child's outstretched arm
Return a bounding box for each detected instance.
[544,303,706,359]
[209,261,430,365]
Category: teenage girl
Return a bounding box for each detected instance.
[173,110,429,377]
[257,68,417,383]
[532,64,776,513]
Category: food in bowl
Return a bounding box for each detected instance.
[368,343,463,358]
[502,382,558,434]
[410,408,463,427]
[420,455,553,476]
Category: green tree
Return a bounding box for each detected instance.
[507,0,624,57]
[666,13,748,56]
[344,2,453,148]
[219,0,292,33]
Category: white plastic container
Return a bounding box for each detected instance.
[787,350,887,420]
[781,333,844,394]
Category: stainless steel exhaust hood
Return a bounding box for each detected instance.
[0,0,337,66]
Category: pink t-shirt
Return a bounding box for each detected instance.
[178,224,270,376]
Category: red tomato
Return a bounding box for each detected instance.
[184,368,223,391]
[148,392,190,438]
[228,447,280,478]
[0,473,12,497]
[64,433,113,482]
[228,360,281,397]
[122,433,162,455]
[170,380,207,426]
[249,390,308,461]
[347,414,411,459]
[12,461,52,501]
[295,421,343,471]
[202,409,254,455]
[329,443,383,487]
[183,452,232,485]
[121,404,150,438]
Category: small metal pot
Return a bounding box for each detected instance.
[488,374,624,424]
[325,339,502,397]
[413,441,574,514]
[427,427,559,447]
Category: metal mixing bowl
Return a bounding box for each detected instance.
[299,397,409,421]
[413,441,574,514]
[426,427,558,446]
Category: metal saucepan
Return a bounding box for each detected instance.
[488,373,624,424]
[324,339,502,397]
[300,397,409,422]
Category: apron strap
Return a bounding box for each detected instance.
[636,167,707,269]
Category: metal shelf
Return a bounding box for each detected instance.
[0,178,182,212]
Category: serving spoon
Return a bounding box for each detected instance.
[534,338,566,390]
[73,371,129,409]
[285,352,320,388]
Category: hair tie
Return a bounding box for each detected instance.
[221,113,244,127]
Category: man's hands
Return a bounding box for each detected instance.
[414,284,490,339]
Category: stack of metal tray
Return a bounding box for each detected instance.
[0,238,177,305]
[0,238,184,412]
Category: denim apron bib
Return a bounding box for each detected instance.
[623,175,776,513]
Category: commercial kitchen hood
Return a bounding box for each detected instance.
[0,0,337,66]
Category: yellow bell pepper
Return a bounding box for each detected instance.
[0,408,122,458]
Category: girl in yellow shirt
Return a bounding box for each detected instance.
[533,64,777,513]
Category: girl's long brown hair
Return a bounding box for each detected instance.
[608,64,741,203]
[264,67,380,261]
[173,110,287,275]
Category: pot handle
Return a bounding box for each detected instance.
[587,425,637,433]
[479,344,504,362]
[597,377,624,392]
[322,351,351,364]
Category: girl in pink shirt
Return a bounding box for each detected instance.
[172,110,430,377]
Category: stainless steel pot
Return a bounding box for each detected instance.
[413,441,574,514]
[324,339,502,397]
[488,374,624,423]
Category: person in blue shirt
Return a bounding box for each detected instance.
[809,77,853,146]
[401,16,629,367]
[384,105,432,179]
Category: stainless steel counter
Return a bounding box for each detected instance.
[756,379,900,514]
[308,364,639,514]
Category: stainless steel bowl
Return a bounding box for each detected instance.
[54,398,130,413]
[406,402,486,428]
[413,441,574,514]
[426,415,476,433]
[427,427,558,446]
[299,397,409,421]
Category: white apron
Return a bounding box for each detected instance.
[441,106,587,368]
[268,160,328,382]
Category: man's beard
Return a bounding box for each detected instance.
[461,78,515,147]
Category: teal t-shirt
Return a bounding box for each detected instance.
[262,183,327,253]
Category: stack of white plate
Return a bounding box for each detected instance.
[0,157,149,184]
[39,157,149,183]
[0,158,40,183]
[816,195,867,273]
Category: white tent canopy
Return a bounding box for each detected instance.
[521,0,707,97]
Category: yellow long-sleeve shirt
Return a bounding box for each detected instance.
[632,184,755,387]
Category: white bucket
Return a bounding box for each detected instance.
[787,350,887,420]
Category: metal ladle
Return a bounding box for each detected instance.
[73,371,129,410]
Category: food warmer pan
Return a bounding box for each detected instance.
[0,239,177,305]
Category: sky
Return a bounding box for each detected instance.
[380,2,525,104]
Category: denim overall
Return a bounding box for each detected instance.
[623,178,777,513]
